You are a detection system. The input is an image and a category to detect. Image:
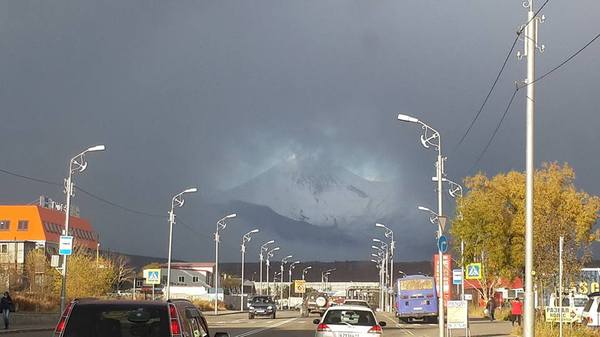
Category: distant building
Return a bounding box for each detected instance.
[0,204,99,283]
[159,262,215,287]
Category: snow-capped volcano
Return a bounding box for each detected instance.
[220,155,400,228]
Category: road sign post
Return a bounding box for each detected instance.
[465,263,483,280]
[437,235,449,253]
[59,236,73,256]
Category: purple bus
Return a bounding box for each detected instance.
[396,275,438,323]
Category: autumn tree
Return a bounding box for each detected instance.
[451,162,599,300]
[53,248,117,299]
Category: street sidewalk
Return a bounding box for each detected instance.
[0,325,54,335]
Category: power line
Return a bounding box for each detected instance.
[74,186,166,219]
[467,31,600,172]
[468,87,521,173]
[453,0,551,152]
[0,165,166,219]
[0,168,61,186]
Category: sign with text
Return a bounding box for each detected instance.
[447,300,468,329]
[433,254,452,304]
[59,236,73,255]
[453,269,463,285]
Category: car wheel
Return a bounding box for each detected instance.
[249,314,254,319]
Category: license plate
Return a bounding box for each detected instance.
[414,307,423,311]
[256,310,265,313]
[336,333,358,337]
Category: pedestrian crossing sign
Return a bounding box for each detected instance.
[465,263,482,280]
[144,269,161,285]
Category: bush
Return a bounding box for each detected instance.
[11,292,59,312]
[191,299,227,312]
[513,319,600,337]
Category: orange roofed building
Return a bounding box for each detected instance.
[0,205,98,268]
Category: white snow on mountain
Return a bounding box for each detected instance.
[220,155,402,228]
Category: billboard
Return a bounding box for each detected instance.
[434,254,452,305]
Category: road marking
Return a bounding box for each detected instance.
[234,318,296,337]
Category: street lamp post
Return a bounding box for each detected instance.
[59,145,105,313]
[321,269,336,291]
[376,223,395,312]
[241,229,259,311]
[265,247,280,296]
[288,261,300,308]
[372,242,388,311]
[214,213,237,315]
[302,266,312,280]
[259,240,275,295]
[166,187,198,300]
[371,256,383,309]
[398,113,445,337]
[280,255,293,307]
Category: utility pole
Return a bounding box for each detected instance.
[522,1,542,336]
[436,141,445,337]
[559,236,564,337]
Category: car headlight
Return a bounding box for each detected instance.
[249,306,254,310]
[267,306,273,310]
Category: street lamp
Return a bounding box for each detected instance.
[214,213,237,315]
[280,255,293,306]
[373,239,389,312]
[165,187,198,300]
[321,269,336,291]
[398,113,445,337]
[240,229,259,311]
[60,145,105,312]
[302,266,312,280]
[288,261,300,307]
[265,247,280,296]
[376,223,395,312]
[259,240,275,295]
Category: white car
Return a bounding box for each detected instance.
[314,305,386,336]
[582,292,600,327]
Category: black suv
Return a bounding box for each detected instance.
[53,298,229,337]
[247,296,277,319]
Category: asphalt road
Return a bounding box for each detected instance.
[2,311,514,337]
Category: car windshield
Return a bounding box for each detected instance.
[323,309,376,326]
[63,304,169,337]
[252,297,272,304]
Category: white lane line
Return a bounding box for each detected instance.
[234,318,296,337]
[395,322,416,335]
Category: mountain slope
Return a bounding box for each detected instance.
[220,156,401,228]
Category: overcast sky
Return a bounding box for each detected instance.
[1,0,599,262]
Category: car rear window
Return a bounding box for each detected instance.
[63,303,170,337]
[323,309,376,326]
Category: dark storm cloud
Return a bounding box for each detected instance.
[1,0,599,261]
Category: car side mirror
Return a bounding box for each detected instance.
[379,321,387,327]
[313,319,320,324]
[214,333,230,337]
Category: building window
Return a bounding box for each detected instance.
[0,244,7,254]
[17,220,28,231]
[0,220,9,231]
[178,276,185,283]
[192,276,199,283]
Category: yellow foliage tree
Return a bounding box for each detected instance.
[451,162,600,299]
[54,248,117,299]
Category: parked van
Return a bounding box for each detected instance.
[582,292,600,327]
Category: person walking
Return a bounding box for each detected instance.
[486,297,496,322]
[1,292,13,329]
[511,297,523,326]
